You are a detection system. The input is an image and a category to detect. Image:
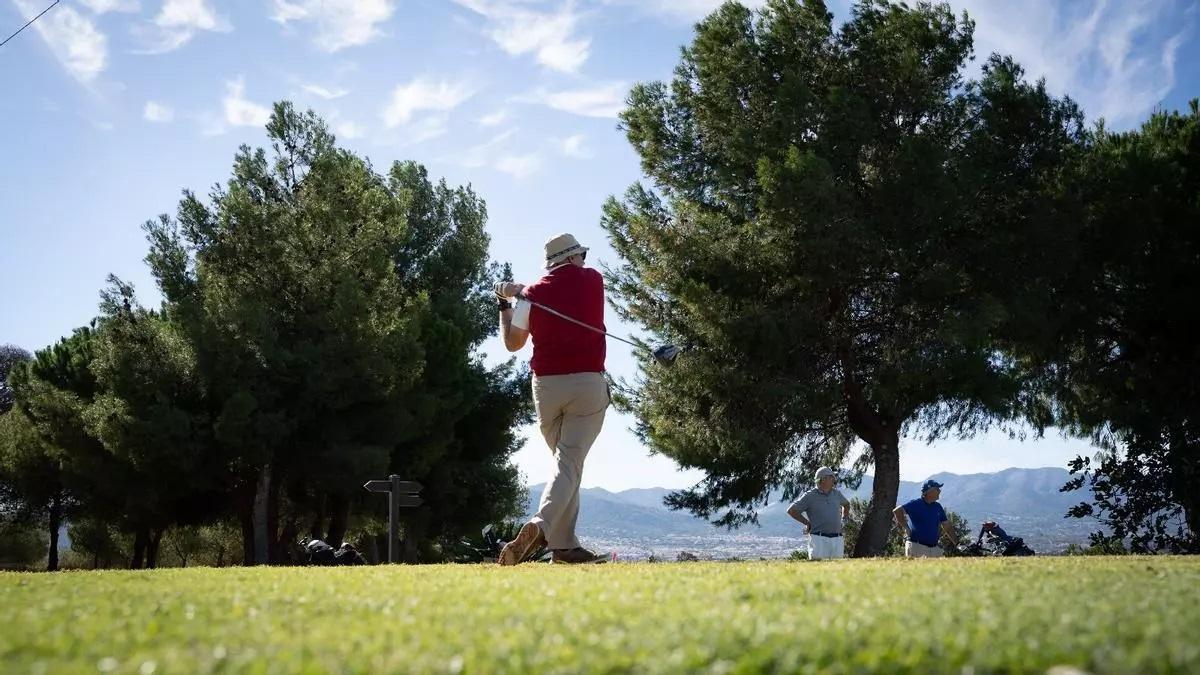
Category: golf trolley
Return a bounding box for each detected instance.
[957,521,1035,557]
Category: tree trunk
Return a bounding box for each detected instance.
[401,509,430,564]
[131,527,149,569]
[268,474,281,564]
[310,493,327,540]
[832,311,906,558]
[146,529,164,569]
[277,518,299,565]
[238,483,255,566]
[326,493,350,547]
[46,492,62,572]
[252,464,271,565]
[369,533,385,564]
[853,432,901,557]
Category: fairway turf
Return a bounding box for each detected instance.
[2,557,1197,674]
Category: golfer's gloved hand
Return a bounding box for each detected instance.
[494,282,524,299]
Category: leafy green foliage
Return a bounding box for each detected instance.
[2,559,1198,672]
[0,345,31,415]
[0,520,44,568]
[2,102,529,565]
[1045,102,1200,552]
[603,0,1083,555]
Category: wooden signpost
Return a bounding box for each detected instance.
[363,475,423,563]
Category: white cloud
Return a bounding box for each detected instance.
[335,120,365,139]
[136,0,229,53]
[223,77,271,128]
[382,77,474,128]
[458,127,518,167]
[478,108,508,127]
[949,0,1193,128]
[601,0,765,23]
[558,133,592,158]
[452,0,591,73]
[12,0,107,83]
[495,152,542,179]
[271,0,395,52]
[302,83,349,100]
[523,82,627,118]
[143,101,174,122]
[79,0,141,13]
[404,115,451,144]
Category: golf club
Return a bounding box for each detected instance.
[517,295,681,366]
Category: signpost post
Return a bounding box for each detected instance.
[363,475,423,563]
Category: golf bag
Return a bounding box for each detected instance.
[303,539,367,565]
[958,522,1035,557]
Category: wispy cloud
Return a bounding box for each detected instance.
[271,0,395,52]
[143,101,174,122]
[452,0,591,73]
[952,0,1194,128]
[478,108,509,128]
[223,76,271,128]
[335,120,365,139]
[558,133,592,158]
[601,0,765,23]
[458,127,518,167]
[12,0,108,83]
[135,0,230,54]
[302,83,349,100]
[381,77,474,128]
[495,152,543,179]
[521,82,627,118]
[79,0,141,14]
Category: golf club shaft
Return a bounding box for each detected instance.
[522,298,645,352]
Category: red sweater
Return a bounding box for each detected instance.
[523,265,606,376]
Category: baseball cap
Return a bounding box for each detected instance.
[814,467,835,481]
[921,479,944,493]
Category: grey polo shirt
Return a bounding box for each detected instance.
[789,488,850,535]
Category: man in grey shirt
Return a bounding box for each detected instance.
[787,467,852,559]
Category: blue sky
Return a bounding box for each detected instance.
[2,0,1197,491]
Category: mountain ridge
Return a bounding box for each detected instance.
[522,466,1097,557]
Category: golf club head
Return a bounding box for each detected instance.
[652,344,680,365]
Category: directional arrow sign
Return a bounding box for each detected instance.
[364,480,391,493]
[363,479,423,494]
[363,475,425,563]
[393,494,423,507]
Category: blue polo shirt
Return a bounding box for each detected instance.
[901,498,947,547]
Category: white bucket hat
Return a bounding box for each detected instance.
[544,233,588,268]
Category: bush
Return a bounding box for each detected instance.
[0,520,45,568]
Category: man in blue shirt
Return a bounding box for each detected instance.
[893,479,959,558]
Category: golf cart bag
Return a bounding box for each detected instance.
[303,538,367,565]
[959,521,1035,557]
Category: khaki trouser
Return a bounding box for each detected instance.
[529,372,608,550]
[905,541,944,558]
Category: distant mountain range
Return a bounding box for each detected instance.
[523,467,1100,559]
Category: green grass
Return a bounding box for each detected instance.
[2,557,1198,674]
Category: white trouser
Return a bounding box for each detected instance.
[905,541,944,558]
[808,534,844,559]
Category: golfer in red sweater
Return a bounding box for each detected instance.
[495,233,609,565]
